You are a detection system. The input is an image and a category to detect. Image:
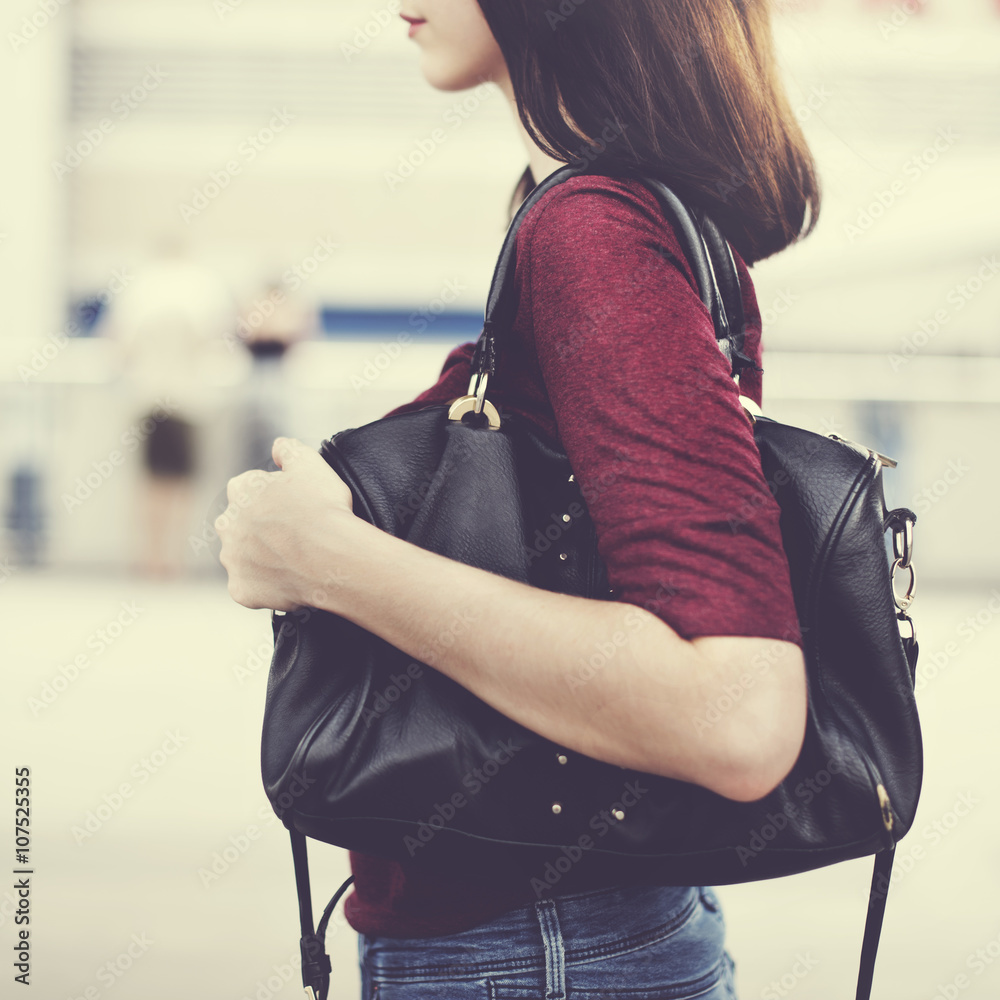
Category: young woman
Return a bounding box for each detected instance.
[217,0,820,995]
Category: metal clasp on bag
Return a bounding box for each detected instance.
[447,370,501,430]
[885,509,917,647]
[890,515,916,613]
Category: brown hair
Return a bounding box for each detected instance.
[478,0,820,264]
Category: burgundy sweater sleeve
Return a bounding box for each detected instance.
[516,176,802,647]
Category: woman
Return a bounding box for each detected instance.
[217,0,819,996]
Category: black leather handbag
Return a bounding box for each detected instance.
[260,163,922,1000]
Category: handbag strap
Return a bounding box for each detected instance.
[469,164,759,385]
[290,829,354,1000]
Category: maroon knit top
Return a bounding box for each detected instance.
[343,173,803,938]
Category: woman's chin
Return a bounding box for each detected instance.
[418,57,498,93]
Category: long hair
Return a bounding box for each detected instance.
[478,0,820,264]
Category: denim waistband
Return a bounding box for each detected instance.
[359,882,710,979]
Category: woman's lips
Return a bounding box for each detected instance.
[400,14,427,37]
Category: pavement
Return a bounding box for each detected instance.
[5,568,998,1000]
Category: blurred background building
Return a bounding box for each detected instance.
[3,2,999,999]
[1,0,998,579]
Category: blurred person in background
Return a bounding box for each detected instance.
[217,0,822,996]
[234,278,314,472]
[101,233,236,577]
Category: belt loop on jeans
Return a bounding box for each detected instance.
[533,900,567,1000]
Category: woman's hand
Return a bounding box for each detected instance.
[216,436,361,612]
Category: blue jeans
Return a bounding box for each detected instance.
[358,883,739,999]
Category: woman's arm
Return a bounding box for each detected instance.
[217,438,807,804]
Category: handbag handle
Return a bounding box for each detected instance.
[466,164,760,401]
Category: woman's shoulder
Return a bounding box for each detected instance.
[517,173,689,249]
[516,172,723,301]
[514,169,764,406]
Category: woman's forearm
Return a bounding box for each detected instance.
[308,511,806,803]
